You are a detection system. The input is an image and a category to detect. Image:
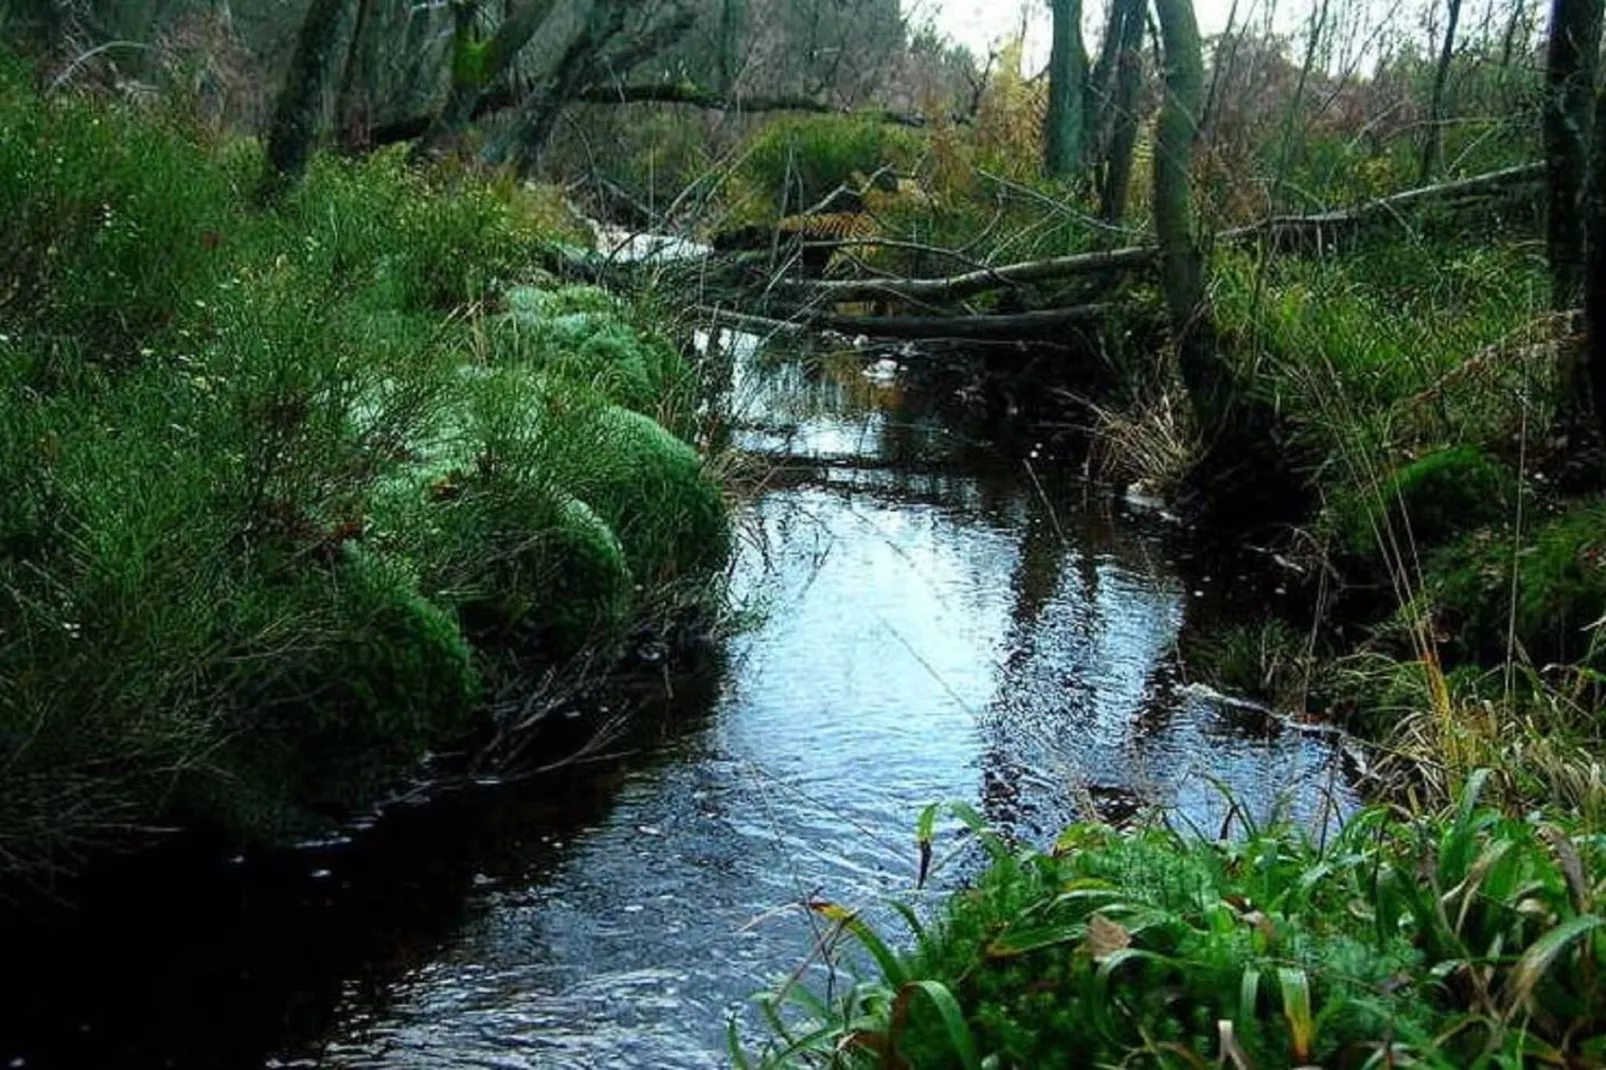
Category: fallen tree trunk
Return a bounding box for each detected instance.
[1217,162,1545,246]
[697,304,1112,342]
[774,162,1545,304]
[570,82,931,127]
[784,305,1114,340]
[788,247,1157,303]
[372,82,934,148]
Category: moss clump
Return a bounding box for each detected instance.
[500,286,694,419]
[1329,445,1517,560]
[441,481,634,656]
[551,404,729,585]
[1429,502,1606,669]
[193,547,481,833]
[506,283,621,320]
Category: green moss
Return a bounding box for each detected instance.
[541,493,634,647]
[506,283,622,319]
[216,548,481,820]
[496,295,695,421]
[552,404,729,585]
[1330,445,1517,560]
[1430,502,1606,669]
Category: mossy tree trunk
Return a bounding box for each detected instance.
[418,0,561,155]
[261,0,352,197]
[1153,0,1230,431]
[1044,0,1088,178]
[1419,0,1463,184]
[1544,0,1602,309]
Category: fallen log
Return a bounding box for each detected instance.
[696,304,1108,345]
[774,162,1544,304]
[788,247,1157,304]
[1216,162,1545,245]
[791,305,1114,341]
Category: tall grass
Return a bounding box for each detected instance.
[0,62,729,878]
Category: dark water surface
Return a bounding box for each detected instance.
[0,341,1355,1070]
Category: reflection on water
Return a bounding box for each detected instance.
[308,345,1355,1068]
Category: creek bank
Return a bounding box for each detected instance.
[0,75,734,889]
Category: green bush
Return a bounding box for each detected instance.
[376,368,721,652]
[738,114,924,217]
[0,61,233,357]
[371,379,637,656]
[204,547,481,828]
[0,73,728,874]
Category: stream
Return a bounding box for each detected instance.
[0,337,1357,1070]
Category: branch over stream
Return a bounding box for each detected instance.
[773,163,1544,304]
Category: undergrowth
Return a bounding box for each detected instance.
[745,780,1606,1068]
[0,62,729,877]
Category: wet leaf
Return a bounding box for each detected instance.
[1509,914,1604,1014]
[1278,967,1315,1063]
[1086,912,1132,959]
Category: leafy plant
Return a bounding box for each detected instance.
[747,780,1606,1068]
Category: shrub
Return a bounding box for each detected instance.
[738,114,924,217]
[0,72,728,875]
[0,62,233,357]
[201,547,481,829]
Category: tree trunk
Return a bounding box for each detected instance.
[718,0,744,93]
[1098,0,1147,223]
[334,0,376,152]
[482,0,631,174]
[1419,0,1464,184]
[419,0,561,155]
[261,0,351,196]
[1587,70,1606,438]
[1044,0,1088,177]
[1153,0,1229,431]
[1544,0,1602,309]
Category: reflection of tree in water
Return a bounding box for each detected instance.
[977,481,1108,839]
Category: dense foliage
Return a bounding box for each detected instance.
[0,63,727,873]
[745,780,1605,1068]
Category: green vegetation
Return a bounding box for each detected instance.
[744,781,1605,1068]
[10,0,1606,1062]
[734,114,924,217]
[0,62,727,874]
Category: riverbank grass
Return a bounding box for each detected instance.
[747,779,1605,1067]
[0,67,728,876]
